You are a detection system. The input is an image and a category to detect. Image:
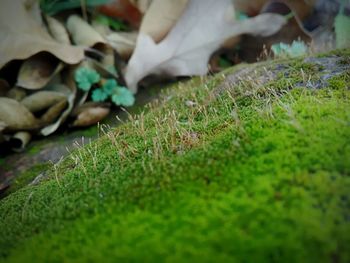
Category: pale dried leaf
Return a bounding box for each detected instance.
[92,20,112,38]
[107,31,138,58]
[10,131,32,152]
[0,0,84,70]
[20,91,67,113]
[6,87,27,101]
[17,53,64,90]
[40,72,77,136]
[45,15,71,45]
[40,99,68,125]
[67,15,106,47]
[72,106,110,127]
[71,102,111,116]
[140,0,189,42]
[125,0,287,92]
[0,97,40,131]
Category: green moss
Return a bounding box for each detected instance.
[0,158,6,168]
[27,144,42,155]
[1,52,350,262]
[317,48,350,58]
[328,72,350,90]
[6,163,51,195]
[71,125,98,138]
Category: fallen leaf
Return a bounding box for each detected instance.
[92,19,112,38]
[125,0,287,92]
[66,15,106,47]
[40,69,77,136]
[72,106,110,127]
[139,0,189,42]
[6,87,27,101]
[9,131,32,152]
[0,0,84,70]
[17,52,64,90]
[107,31,138,58]
[45,15,71,45]
[40,99,68,125]
[87,58,119,79]
[71,102,111,116]
[20,90,67,112]
[0,97,40,131]
[100,45,115,69]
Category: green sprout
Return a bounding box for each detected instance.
[111,86,135,107]
[271,41,308,58]
[75,67,100,91]
[75,68,135,107]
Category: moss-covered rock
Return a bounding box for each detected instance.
[0,50,349,262]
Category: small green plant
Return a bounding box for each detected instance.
[75,67,100,91]
[271,41,308,58]
[75,67,135,107]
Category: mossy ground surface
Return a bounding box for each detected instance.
[0,51,349,262]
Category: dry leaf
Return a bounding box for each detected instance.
[10,131,32,152]
[20,91,67,113]
[140,0,189,42]
[71,102,111,116]
[0,97,40,131]
[40,70,77,136]
[100,45,115,69]
[72,106,110,127]
[6,87,27,101]
[107,32,138,58]
[40,99,68,125]
[0,0,84,70]
[45,15,71,45]
[92,20,112,38]
[25,0,44,25]
[17,52,64,90]
[67,15,106,47]
[125,0,287,92]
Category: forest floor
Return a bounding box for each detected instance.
[0,49,349,262]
